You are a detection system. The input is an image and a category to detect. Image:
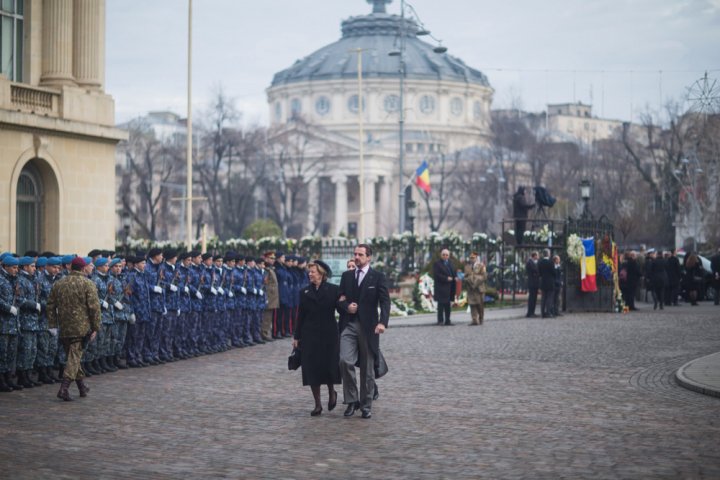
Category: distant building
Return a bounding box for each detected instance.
[266,0,493,237]
[0,0,126,254]
[545,102,623,145]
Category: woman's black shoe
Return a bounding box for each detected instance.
[328,390,337,411]
[311,406,323,416]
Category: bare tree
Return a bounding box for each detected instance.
[418,151,461,232]
[117,119,182,240]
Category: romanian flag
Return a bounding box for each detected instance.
[415,161,431,193]
[580,237,598,292]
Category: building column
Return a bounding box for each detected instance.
[379,176,393,235]
[40,0,76,87]
[305,176,319,235]
[73,0,104,90]
[362,175,378,239]
[332,173,348,236]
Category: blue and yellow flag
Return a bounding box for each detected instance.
[415,161,431,194]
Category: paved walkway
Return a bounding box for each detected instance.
[1,302,719,478]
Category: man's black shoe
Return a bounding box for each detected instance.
[444,321,453,326]
[361,408,372,419]
[526,314,537,318]
[344,402,360,417]
[373,386,379,401]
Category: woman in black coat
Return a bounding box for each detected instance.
[292,261,341,416]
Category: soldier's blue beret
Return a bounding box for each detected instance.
[47,257,62,266]
[1,252,12,262]
[94,257,109,267]
[255,257,265,264]
[18,256,35,266]
[275,251,284,257]
[62,254,75,264]
[36,257,48,267]
[2,256,20,267]
[201,253,213,261]
[109,258,122,267]
[297,257,307,264]
[82,256,92,265]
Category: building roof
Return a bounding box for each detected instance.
[271,2,489,88]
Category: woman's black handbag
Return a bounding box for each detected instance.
[288,347,301,370]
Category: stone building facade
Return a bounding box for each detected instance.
[0,0,125,254]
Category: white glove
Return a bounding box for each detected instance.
[177,309,181,316]
[153,285,163,294]
[170,284,178,292]
[228,291,234,298]
[163,307,167,315]
[253,288,258,295]
[36,302,41,312]
[259,289,264,296]
[218,287,225,295]
[195,291,203,300]
[184,286,190,293]
[114,301,124,310]
[10,306,18,316]
[102,300,109,310]
[49,328,58,336]
[210,287,218,295]
[241,287,247,295]
[129,313,136,324]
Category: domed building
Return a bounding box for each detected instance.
[266,0,493,237]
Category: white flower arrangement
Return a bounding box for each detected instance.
[567,234,584,263]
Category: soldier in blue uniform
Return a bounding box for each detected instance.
[159,250,180,362]
[36,256,62,383]
[0,255,21,392]
[107,258,130,369]
[222,254,237,349]
[144,248,166,364]
[126,256,150,368]
[212,254,228,351]
[175,253,193,359]
[199,253,217,353]
[230,255,248,347]
[91,257,117,373]
[187,251,204,356]
[252,257,268,343]
[15,257,43,388]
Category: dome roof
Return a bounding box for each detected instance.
[271,3,489,88]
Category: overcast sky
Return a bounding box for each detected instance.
[106,0,720,126]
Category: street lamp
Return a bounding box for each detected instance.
[406,194,417,272]
[389,0,447,233]
[580,179,592,218]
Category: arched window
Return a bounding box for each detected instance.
[16,164,43,254]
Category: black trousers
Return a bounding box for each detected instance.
[436,302,451,324]
[541,287,555,317]
[527,287,538,316]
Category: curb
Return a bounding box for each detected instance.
[675,352,720,399]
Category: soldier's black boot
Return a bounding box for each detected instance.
[5,372,22,390]
[114,354,128,370]
[18,370,34,389]
[75,378,90,398]
[0,374,12,392]
[57,377,73,401]
[57,365,65,381]
[38,367,54,385]
[90,359,104,374]
[28,369,43,387]
[101,356,117,373]
[46,366,60,383]
[81,361,93,376]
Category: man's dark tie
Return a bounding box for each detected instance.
[356,268,362,286]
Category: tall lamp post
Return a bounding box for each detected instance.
[389,0,447,233]
[580,179,592,219]
[122,212,131,256]
[406,195,417,272]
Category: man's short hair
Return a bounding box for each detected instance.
[356,243,372,256]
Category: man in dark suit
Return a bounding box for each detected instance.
[432,248,457,325]
[526,251,540,317]
[538,249,555,318]
[338,244,390,419]
[711,247,720,306]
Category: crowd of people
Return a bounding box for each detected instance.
[618,248,720,310]
[0,248,312,397]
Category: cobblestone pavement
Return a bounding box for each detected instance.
[1,304,719,479]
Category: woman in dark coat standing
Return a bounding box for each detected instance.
[292,261,340,416]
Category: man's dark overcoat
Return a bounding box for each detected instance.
[432,259,456,303]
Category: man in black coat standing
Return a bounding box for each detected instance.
[526,251,540,317]
[711,247,720,306]
[432,248,457,325]
[338,244,390,419]
[538,249,555,318]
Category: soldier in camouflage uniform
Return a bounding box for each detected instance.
[91,257,117,373]
[144,249,166,364]
[0,255,21,392]
[15,257,43,389]
[126,256,150,368]
[158,250,180,362]
[47,256,101,401]
[261,251,279,342]
[36,257,62,383]
[107,258,130,369]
